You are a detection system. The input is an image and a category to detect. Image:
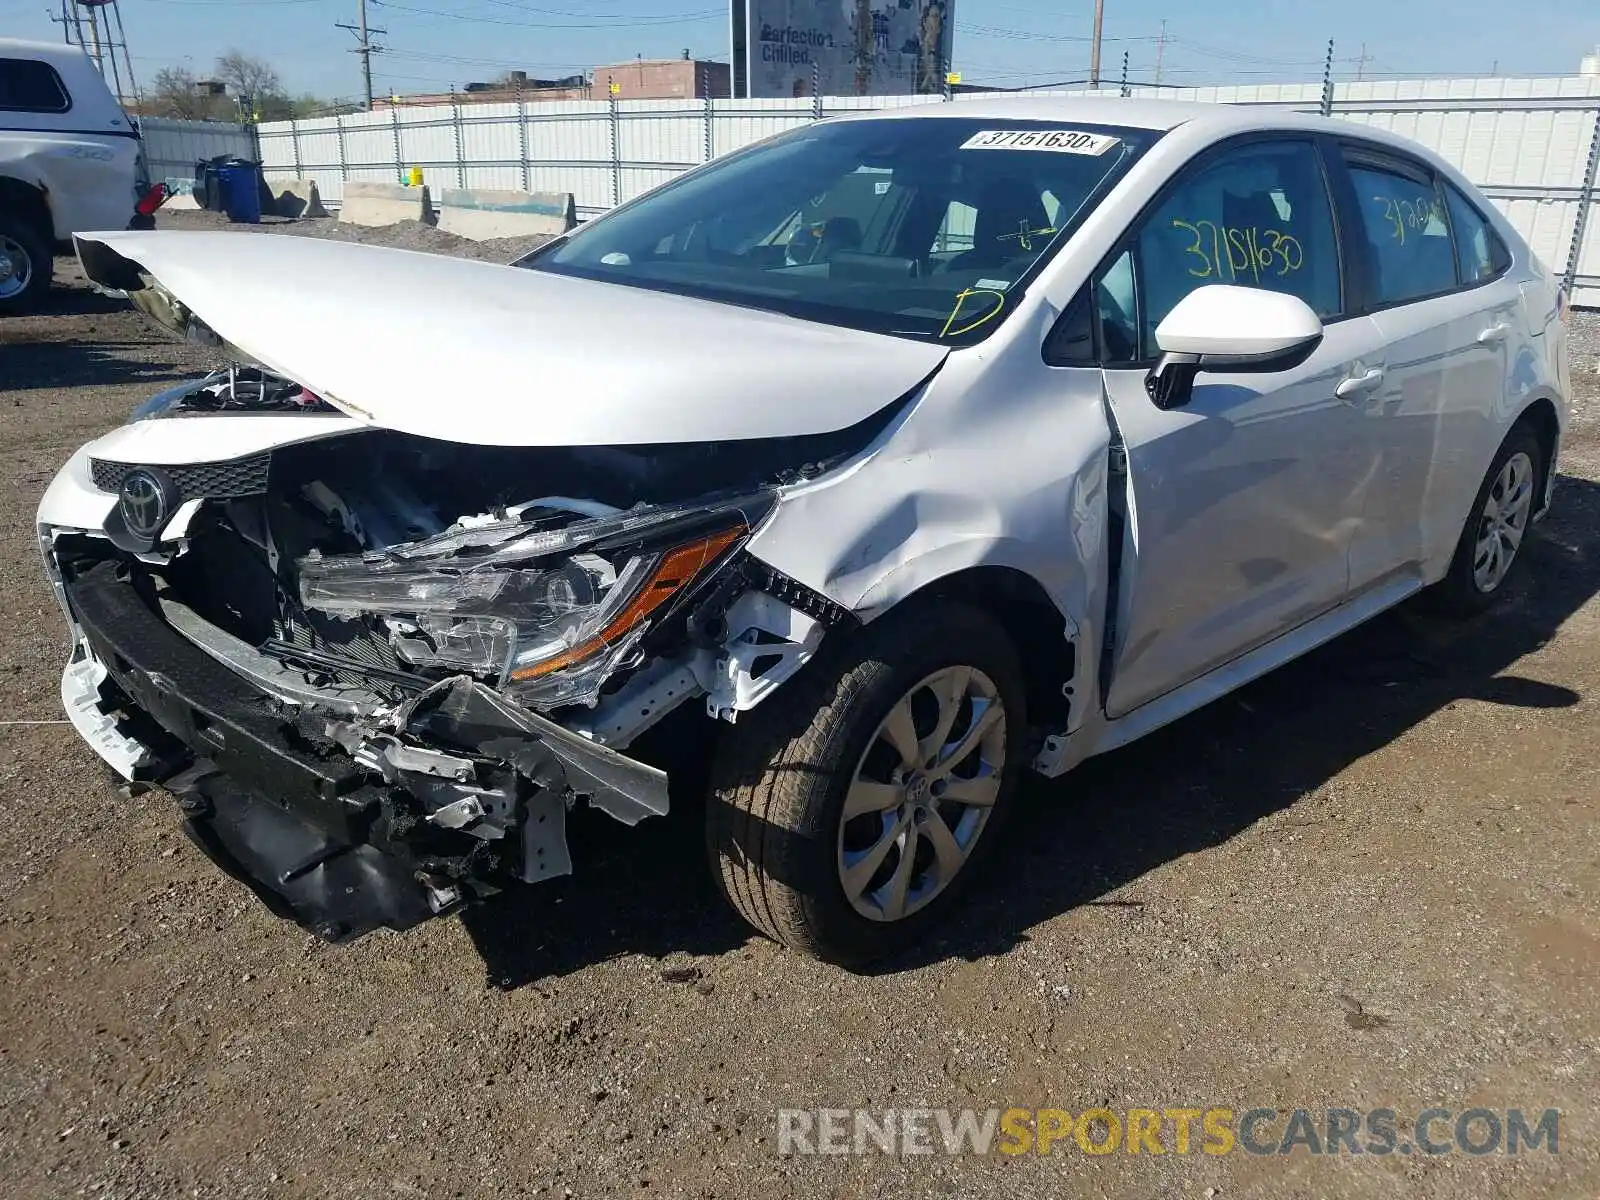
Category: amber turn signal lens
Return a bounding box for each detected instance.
[508,524,744,682]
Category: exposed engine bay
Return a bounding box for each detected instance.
[162,426,777,709]
[49,365,876,939]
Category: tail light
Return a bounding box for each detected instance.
[135,183,169,218]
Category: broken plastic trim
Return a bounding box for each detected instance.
[396,675,670,827]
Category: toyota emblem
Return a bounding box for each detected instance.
[118,468,176,540]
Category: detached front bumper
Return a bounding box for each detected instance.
[60,556,669,941]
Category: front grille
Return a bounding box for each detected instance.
[90,453,272,500]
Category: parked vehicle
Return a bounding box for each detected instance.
[1,37,161,314]
[45,98,1569,964]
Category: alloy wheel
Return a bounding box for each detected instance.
[836,665,1007,923]
[1472,450,1535,593]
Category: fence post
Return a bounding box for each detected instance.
[335,113,348,182]
[290,118,302,177]
[701,65,713,163]
[1563,102,1600,296]
[516,76,531,192]
[607,79,620,208]
[1320,40,1335,117]
[450,87,466,189]
[390,101,403,184]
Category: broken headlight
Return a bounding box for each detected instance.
[296,500,758,708]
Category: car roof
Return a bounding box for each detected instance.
[835,94,1345,137]
[826,94,1467,173]
[0,37,97,69]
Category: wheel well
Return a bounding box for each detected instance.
[0,175,53,241]
[906,566,1077,730]
[1513,398,1560,491]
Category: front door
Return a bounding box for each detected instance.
[1090,137,1390,717]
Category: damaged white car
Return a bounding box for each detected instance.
[43,99,1569,964]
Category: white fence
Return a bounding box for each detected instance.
[156,76,1600,305]
[136,116,256,196]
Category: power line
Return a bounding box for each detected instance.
[370,0,722,28]
[959,22,1157,45]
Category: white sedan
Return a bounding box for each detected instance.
[45,96,1569,964]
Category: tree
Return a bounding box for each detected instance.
[145,52,346,123]
[214,51,283,104]
[213,50,298,121]
[146,66,232,121]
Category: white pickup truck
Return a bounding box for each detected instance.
[1,38,160,314]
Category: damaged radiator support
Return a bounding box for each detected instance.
[63,558,669,941]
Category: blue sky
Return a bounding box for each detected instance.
[2,0,1593,103]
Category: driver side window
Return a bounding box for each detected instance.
[1098,139,1343,364]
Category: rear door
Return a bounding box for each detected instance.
[1086,136,1390,717]
[1332,143,1525,589]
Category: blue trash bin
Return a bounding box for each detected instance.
[217,163,262,224]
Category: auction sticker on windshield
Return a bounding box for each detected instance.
[960,129,1120,155]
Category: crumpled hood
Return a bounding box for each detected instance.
[75,230,948,447]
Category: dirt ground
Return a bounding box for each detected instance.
[152,205,557,262]
[0,229,1598,1200]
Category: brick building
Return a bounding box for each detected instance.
[372,57,730,110]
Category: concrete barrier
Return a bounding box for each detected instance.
[436,188,575,241]
[340,181,432,227]
[271,178,329,219]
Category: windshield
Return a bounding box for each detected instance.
[525,117,1155,344]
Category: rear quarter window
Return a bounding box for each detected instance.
[0,58,72,114]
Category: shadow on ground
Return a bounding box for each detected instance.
[0,264,202,392]
[0,338,200,392]
[462,474,1599,987]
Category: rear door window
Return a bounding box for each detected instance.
[0,58,72,113]
[1443,182,1511,284]
[1344,154,1456,306]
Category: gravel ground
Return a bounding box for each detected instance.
[0,240,1598,1199]
[156,205,556,262]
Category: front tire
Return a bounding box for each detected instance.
[0,213,52,316]
[1429,425,1544,615]
[706,602,1027,966]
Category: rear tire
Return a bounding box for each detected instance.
[1427,425,1544,615]
[705,602,1027,967]
[0,212,51,316]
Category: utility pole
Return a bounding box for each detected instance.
[1089,0,1105,87]
[1355,42,1370,82]
[1154,18,1167,87]
[336,0,386,111]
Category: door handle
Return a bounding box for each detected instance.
[1335,367,1385,400]
[1476,322,1511,345]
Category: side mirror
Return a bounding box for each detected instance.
[1145,285,1324,410]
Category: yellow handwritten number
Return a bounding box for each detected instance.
[1170,219,1303,280]
[1172,219,1212,278]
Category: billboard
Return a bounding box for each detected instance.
[731,1,954,99]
